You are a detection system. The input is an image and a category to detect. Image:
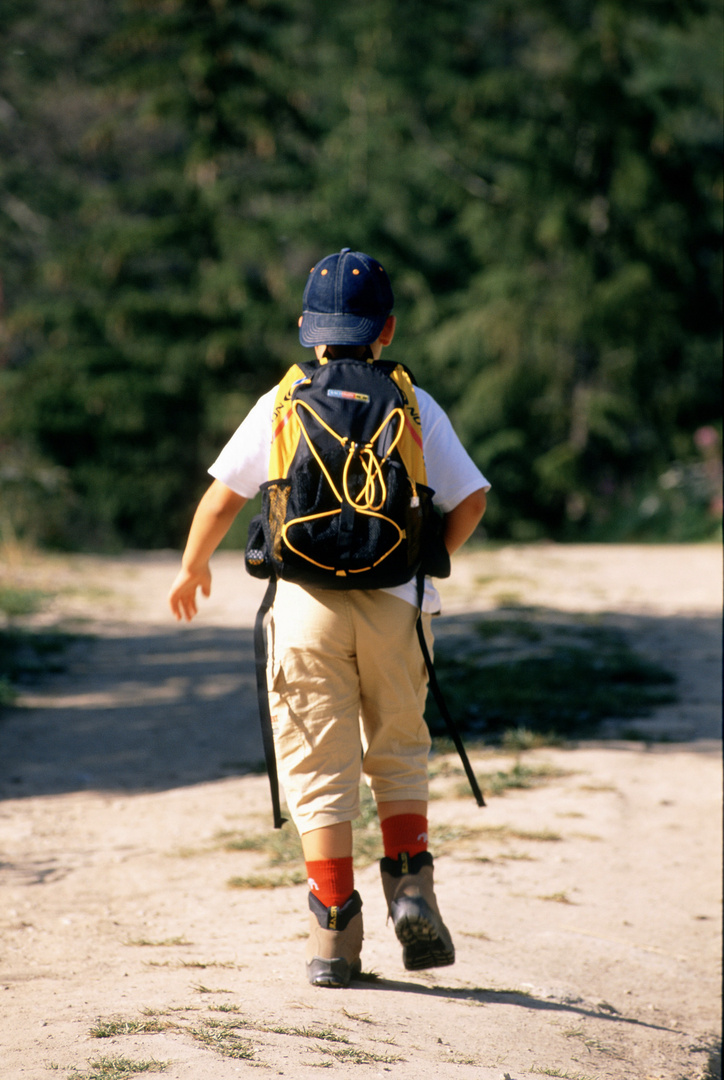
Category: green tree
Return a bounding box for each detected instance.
[406,0,723,538]
[4,0,318,547]
[0,0,126,543]
[258,0,723,539]
[2,0,721,547]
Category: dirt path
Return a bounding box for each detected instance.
[0,544,721,1080]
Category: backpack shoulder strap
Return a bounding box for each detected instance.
[385,364,427,489]
[375,359,419,386]
[269,363,312,481]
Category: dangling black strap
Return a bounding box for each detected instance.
[415,571,485,807]
[253,577,287,829]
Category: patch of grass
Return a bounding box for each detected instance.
[0,675,16,707]
[456,760,570,799]
[429,823,483,848]
[219,825,303,865]
[142,958,238,970]
[87,1013,256,1065]
[354,968,382,982]
[124,936,191,947]
[428,608,677,741]
[563,1028,623,1057]
[227,868,307,889]
[429,821,560,856]
[186,1019,256,1060]
[191,982,233,994]
[67,1057,169,1080]
[87,1008,401,1070]
[0,583,81,710]
[268,1025,350,1043]
[502,727,564,751]
[0,586,48,617]
[0,625,76,702]
[315,1046,402,1065]
[511,828,562,842]
[180,959,236,969]
[143,1007,197,1017]
[90,1019,171,1039]
[341,1009,377,1024]
[492,591,525,606]
[493,851,536,862]
[532,1069,595,1080]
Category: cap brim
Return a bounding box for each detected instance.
[299,312,388,347]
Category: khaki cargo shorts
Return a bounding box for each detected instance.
[267,581,433,833]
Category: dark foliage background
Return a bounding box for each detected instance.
[1,0,721,550]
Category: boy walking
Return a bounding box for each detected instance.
[169,248,489,988]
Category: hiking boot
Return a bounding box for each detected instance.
[380,851,455,971]
[306,890,363,988]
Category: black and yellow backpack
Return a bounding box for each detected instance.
[245,355,448,588]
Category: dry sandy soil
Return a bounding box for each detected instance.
[0,543,721,1080]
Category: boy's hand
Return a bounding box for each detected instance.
[169,565,212,622]
[167,480,247,623]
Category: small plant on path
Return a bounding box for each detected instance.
[66,1056,169,1080]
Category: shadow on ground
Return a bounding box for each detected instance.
[0,626,263,799]
[0,609,720,800]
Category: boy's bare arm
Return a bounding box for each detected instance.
[169,479,248,622]
[443,488,487,555]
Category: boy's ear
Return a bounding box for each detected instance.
[379,315,396,346]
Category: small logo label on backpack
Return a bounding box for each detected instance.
[327,389,370,403]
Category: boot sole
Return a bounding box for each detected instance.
[306,956,362,988]
[391,896,455,970]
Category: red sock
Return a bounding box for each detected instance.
[305,857,354,909]
[380,814,429,860]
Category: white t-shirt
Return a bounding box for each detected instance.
[210,382,490,612]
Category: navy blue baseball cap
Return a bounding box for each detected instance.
[299,248,394,347]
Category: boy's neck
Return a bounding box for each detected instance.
[320,345,375,361]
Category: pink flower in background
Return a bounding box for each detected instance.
[694,426,719,452]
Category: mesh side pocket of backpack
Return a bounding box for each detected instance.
[265,481,292,567]
[245,514,272,579]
